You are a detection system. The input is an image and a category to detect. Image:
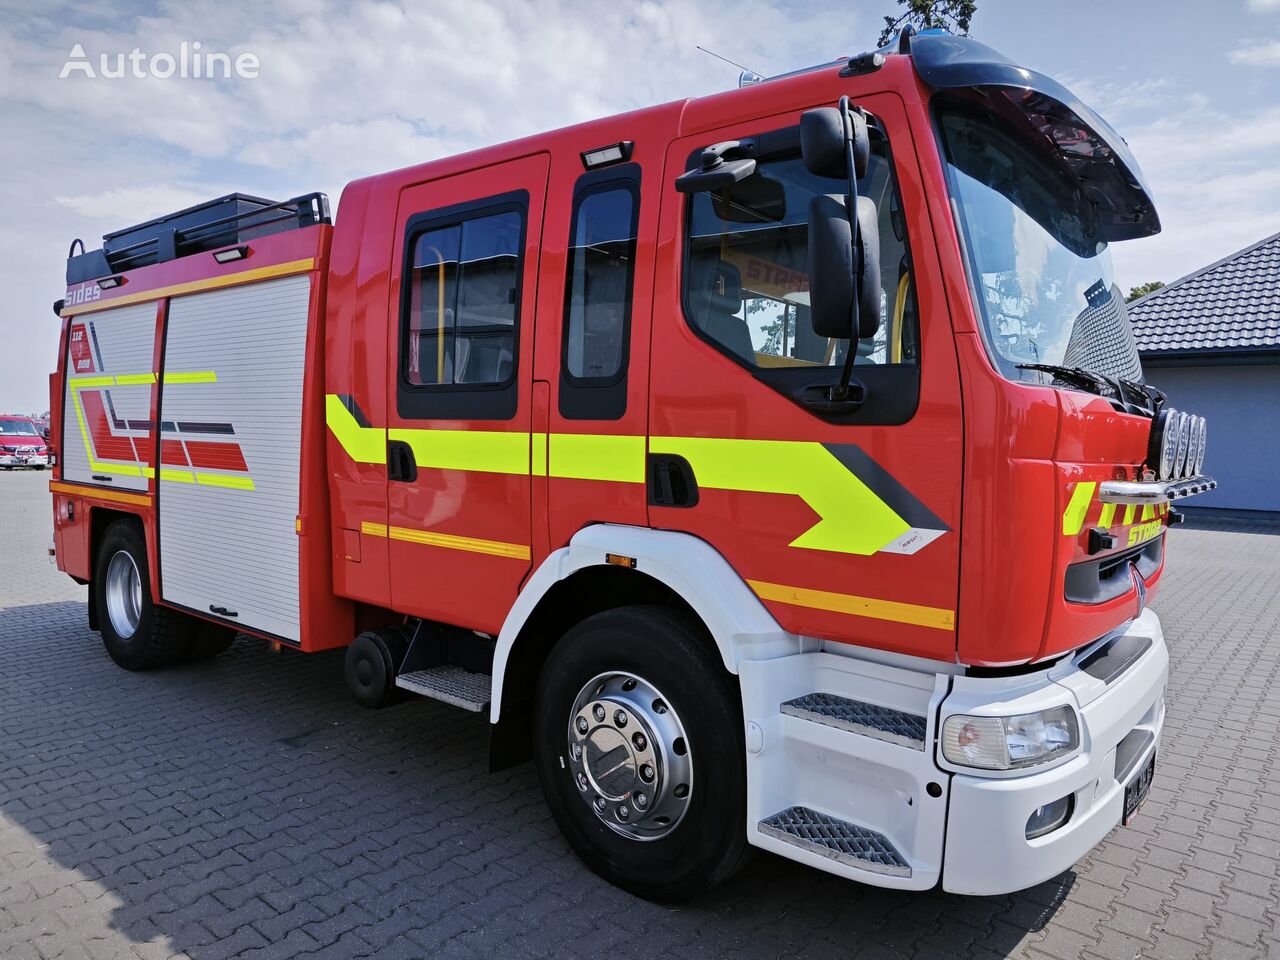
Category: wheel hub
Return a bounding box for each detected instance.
[104,549,142,640]
[567,672,692,841]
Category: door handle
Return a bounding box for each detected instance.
[647,454,698,508]
[387,439,417,482]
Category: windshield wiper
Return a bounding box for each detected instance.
[1017,363,1115,395]
[1017,363,1158,415]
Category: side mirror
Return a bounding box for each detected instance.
[674,140,757,194]
[800,107,870,180]
[806,193,881,340]
[711,171,787,223]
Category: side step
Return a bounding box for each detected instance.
[759,806,911,877]
[396,665,491,712]
[781,692,926,750]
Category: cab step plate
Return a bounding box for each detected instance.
[759,806,911,877]
[396,665,491,712]
[781,692,926,749]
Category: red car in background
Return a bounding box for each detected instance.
[0,416,50,469]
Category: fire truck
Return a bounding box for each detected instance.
[49,31,1215,900]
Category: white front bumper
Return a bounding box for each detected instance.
[941,609,1168,894]
[739,609,1169,896]
[0,453,48,466]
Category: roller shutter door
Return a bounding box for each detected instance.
[158,274,311,641]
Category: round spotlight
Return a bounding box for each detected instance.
[1174,412,1192,479]
[1149,408,1178,480]
[1192,416,1207,477]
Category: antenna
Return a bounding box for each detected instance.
[696,45,765,87]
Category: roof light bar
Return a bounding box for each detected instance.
[96,275,125,290]
[212,245,250,264]
[581,141,633,171]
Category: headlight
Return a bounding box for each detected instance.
[942,705,1080,770]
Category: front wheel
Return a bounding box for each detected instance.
[534,605,748,901]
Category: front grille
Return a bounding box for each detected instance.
[1065,535,1162,605]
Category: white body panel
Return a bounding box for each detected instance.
[61,302,157,491]
[490,523,806,722]
[491,526,1170,896]
[158,275,312,641]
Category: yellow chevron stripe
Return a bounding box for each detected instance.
[1062,481,1097,537]
[748,579,955,632]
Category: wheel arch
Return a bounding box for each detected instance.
[488,524,797,768]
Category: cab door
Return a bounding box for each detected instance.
[649,92,963,662]
[385,154,549,634]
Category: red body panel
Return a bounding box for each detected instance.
[51,53,1168,667]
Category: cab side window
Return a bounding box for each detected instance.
[399,194,527,420]
[560,167,640,420]
[683,133,919,373]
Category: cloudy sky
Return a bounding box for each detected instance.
[2,0,1279,412]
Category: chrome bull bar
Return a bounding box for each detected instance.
[1099,476,1217,506]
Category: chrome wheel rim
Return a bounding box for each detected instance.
[104,550,143,639]
[567,671,693,841]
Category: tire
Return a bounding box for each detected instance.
[534,605,748,901]
[186,620,238,661]
[94,519,192,670]
[344,629,408,708]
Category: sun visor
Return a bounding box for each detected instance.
[910,33,1160,242]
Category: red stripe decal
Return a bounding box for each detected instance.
[185,440,249,472]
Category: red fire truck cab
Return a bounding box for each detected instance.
[49,31,1215,899]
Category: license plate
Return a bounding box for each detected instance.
[1123,753,1155,825]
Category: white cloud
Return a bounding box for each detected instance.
[0,0,854,412]
[1229,38,1280,65]
[1247,0,1280,11]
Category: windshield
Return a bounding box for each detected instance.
[0,419,38,436]
[937,98,1143,385]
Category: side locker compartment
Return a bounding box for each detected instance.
[158,274,312,642]
[61,302,160,491]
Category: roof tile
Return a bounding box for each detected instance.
[1128,230,1280,356]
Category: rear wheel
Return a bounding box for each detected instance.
[534,605,748,901]
[94,520,192,670]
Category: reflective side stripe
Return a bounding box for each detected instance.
[1062,481,1096,536]
[325,395,386,464]
[389,426,528,475]
[1141,504,1156,521]
[651,436,908,555]
[196,472,256,490]
[114,373,157,386]
[1122,503,1137,526]
[49,480,151,507]
[550,433,645,483]
[163,371,217,385]
[532,432,548,477]
[747,579,955,632]
[361,519,528,560]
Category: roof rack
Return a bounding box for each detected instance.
[66,191,331,284]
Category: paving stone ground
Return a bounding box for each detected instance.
[1,469,1277,959]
